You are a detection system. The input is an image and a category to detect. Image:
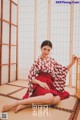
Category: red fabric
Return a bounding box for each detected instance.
[28,57,69,96]
[23,73,70,100]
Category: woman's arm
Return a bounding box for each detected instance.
[31,79,41,85]
[67,55,77,71]
[31,79,50,90]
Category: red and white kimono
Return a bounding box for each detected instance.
[23,57,70,100]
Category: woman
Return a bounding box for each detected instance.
[2,40,77,113]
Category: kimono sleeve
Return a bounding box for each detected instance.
[28,60,39,82]
[53,59,69,91]
[27,60,39,96]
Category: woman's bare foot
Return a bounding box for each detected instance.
[2,100,19,112]
[14,104,31,113]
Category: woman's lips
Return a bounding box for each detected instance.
[45,54,48,56]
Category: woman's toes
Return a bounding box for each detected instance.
[14,105,26,113]
[2,105,9,112]
[12,106,17,111]
[14,105,21,113]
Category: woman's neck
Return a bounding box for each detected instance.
[40,54,49,60]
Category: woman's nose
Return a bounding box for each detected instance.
[45,51,49,54]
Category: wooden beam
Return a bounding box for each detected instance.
[75,57,80,99]
[0,63,16,66]
[8,0,12,83]
[0,18,17,27]
[0,43,16,46]
[69,0,74,86]
[47,0,51,40]
[16,2,18,80]
[0,0,3,85]
[76,58,78,94]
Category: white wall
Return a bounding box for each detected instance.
[72,3,80,86]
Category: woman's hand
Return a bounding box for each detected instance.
[31,79,50,90]
[67,55,77,70]
[38,81,50,90]
[72,55,77,64]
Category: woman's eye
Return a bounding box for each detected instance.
[48,49,50,51]
[44,48,46,50]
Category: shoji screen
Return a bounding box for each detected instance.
[0,0,18,85]
[18,0,34,79]
[36,0,48,58]
[0,0,10,84]
[72,3,80,86]
[10,1,18,82]
[51,0,70,85]
[76,57,80,99]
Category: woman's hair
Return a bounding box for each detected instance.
[41,40,52,49]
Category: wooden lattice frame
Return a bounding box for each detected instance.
[0,0,18,85]
[75,57,80,99]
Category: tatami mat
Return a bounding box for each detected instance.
[9,88,77,111]
[75,102,80,120]
[7,108,71,120]
[48,108,71,120]
[65,87,76,95]
[0,81,80,120]
[77,111,80,120]
[0,85,21,95]
[8,80,29,87]
[0,96,16,112]
[56,96,77,110]
[0,95,71,120]
[10,88,28,99]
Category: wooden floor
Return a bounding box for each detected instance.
[0,80,80,120]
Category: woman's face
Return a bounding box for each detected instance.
[41,45,51,58]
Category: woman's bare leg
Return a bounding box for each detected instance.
[2,93,54,112]
[14,104,32,113]
[14,96,60,113]
[52,96,60,105]
[2,100,18,112]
